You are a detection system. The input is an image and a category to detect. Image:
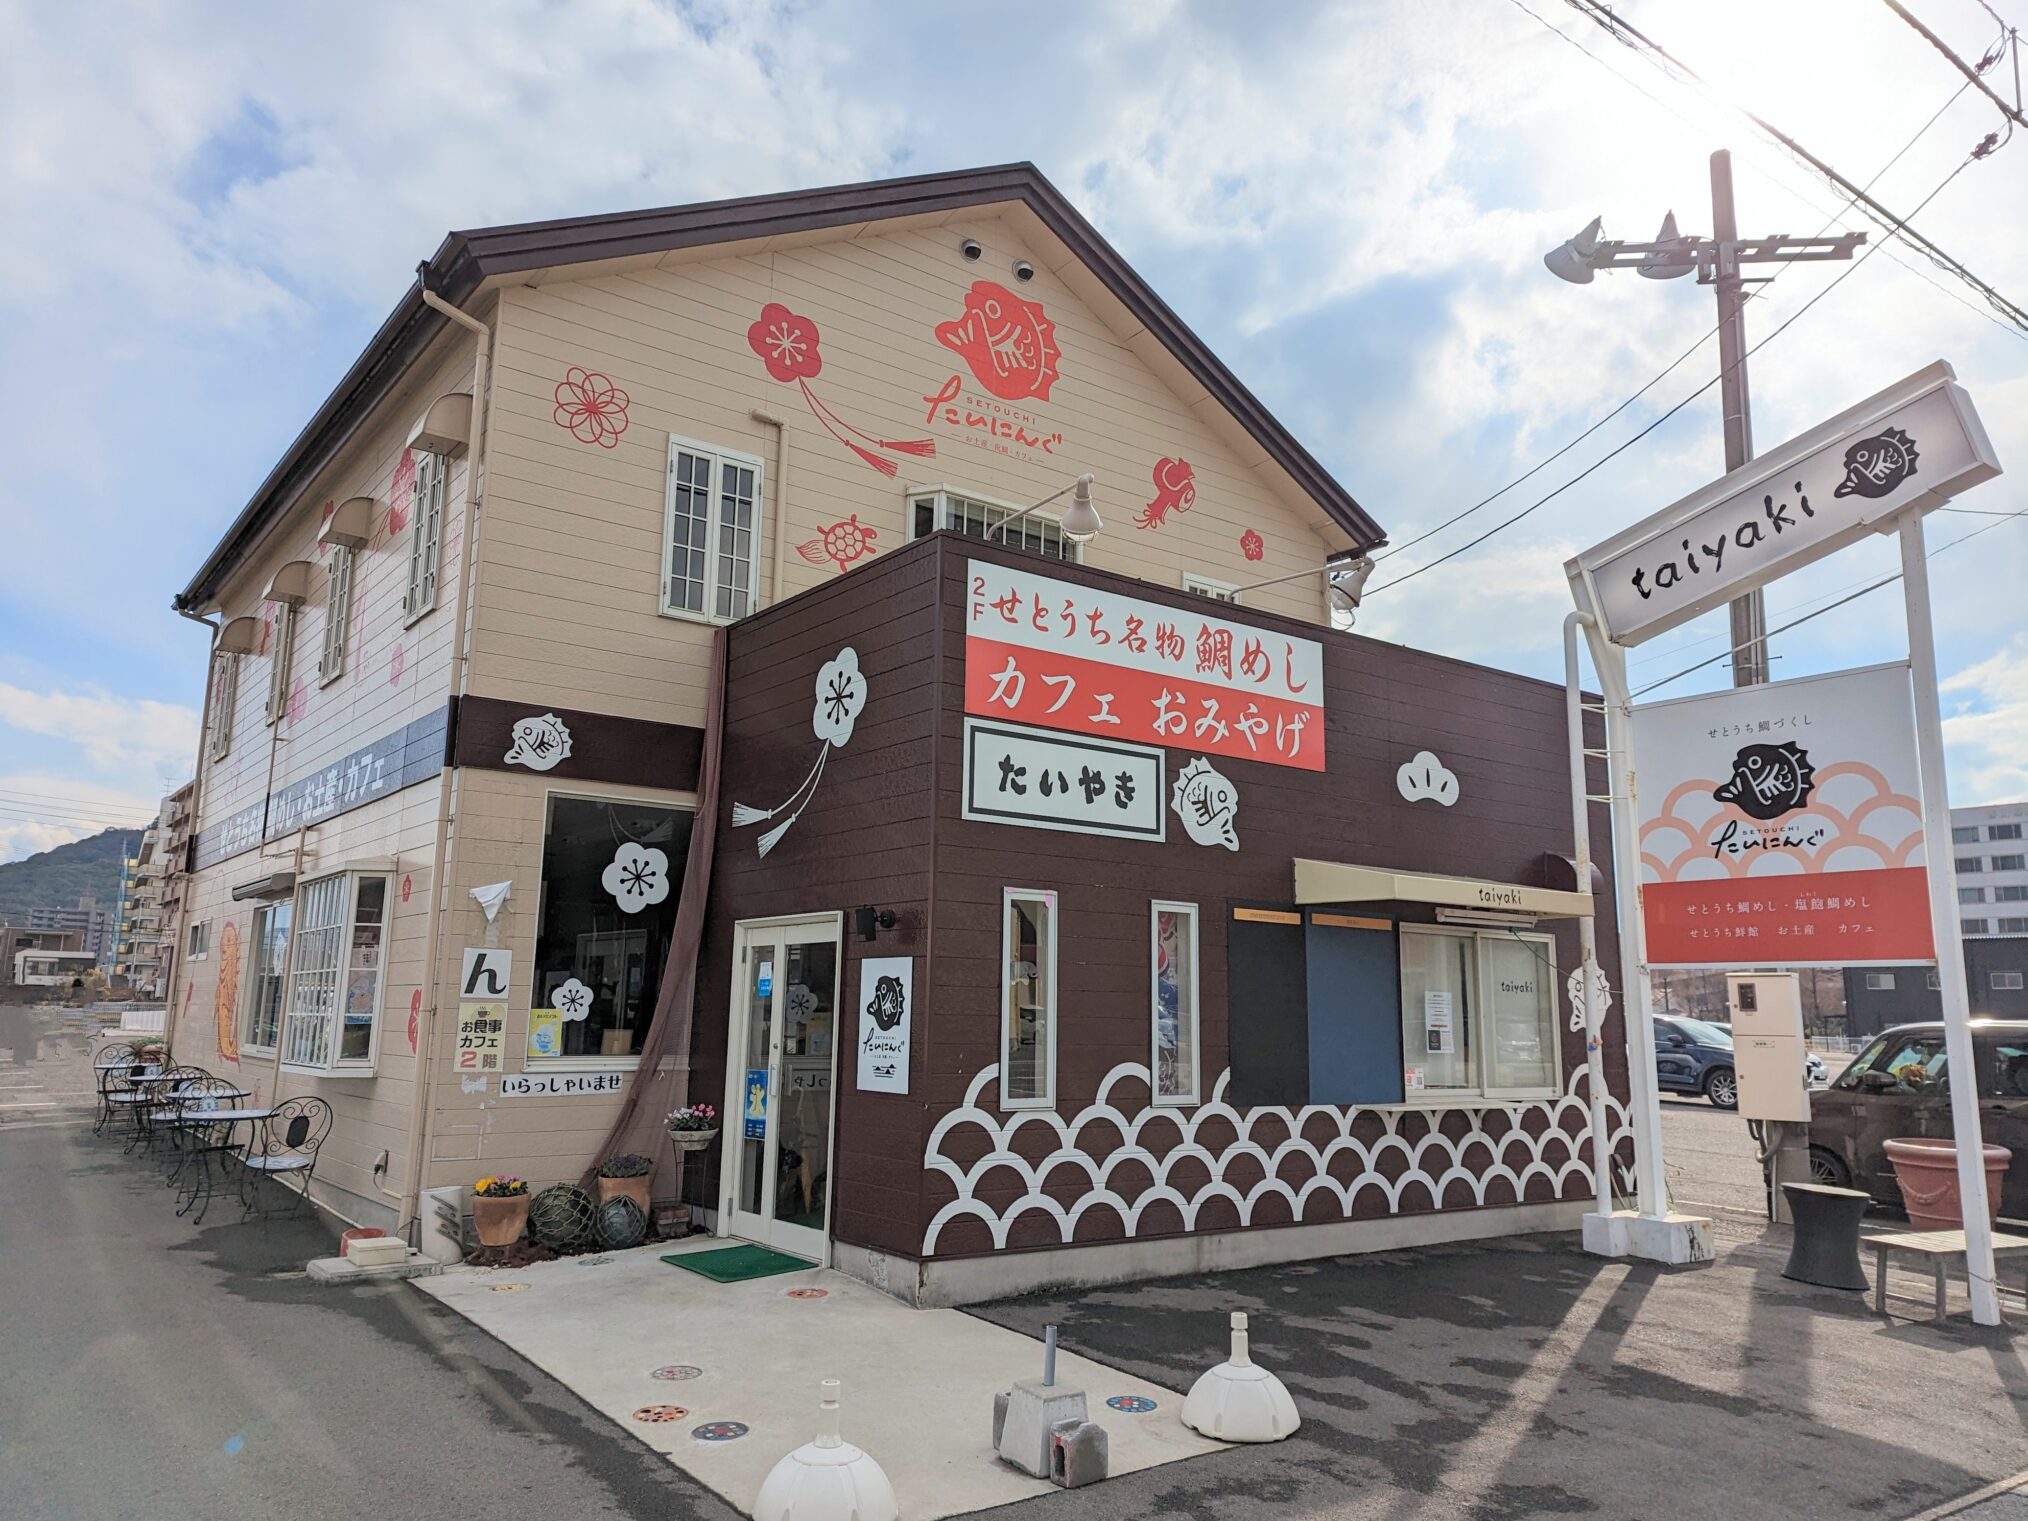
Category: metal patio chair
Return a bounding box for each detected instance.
[136,1064,210,1161]
[93,1055,151,1135]
[239,1097,332,1225]
[169,1075,249,1225]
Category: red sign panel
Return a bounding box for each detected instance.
[1641,867,1934,965]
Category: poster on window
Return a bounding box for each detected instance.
[856,955,912,1095]
[1634,661,1933,966]
[961,718,1164,841]
[456,1000,506,1072]
[966,559,1326,771]
[1423,991,1455,1054]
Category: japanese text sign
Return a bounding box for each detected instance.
[961,719,1164,841]
[855,954,913,1095]
[965,559,1325,770]
[1634,662,1932,967]
[455,1000,506,1072]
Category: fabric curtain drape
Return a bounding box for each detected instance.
[581,626,726,1202]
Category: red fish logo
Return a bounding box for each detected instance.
[1135,456,1197,529]
[934,281,1060,402]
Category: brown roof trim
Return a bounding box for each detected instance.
[177,162,1383,610]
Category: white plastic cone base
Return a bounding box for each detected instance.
[1181,1360,1301,1443]
[753,1437,899,1521]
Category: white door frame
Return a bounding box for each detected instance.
[718,911,843,1266]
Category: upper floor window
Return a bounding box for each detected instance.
[910,488,1079,562]
[1965,918,1991,935]
[1961,887,1987,905]
[404,451,447,624]
[1953,825,1980,844]
[1957,857,1984,874]
[320,547,356,684]
[1183,574,1240,603]
[1995,855,2027,873]
[206,653,239,761]
[264,605,297,726]
[1991,823,2024,841]
[663,436,762,622]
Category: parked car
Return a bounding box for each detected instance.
[1653,1015,1738,1109]
[1706,1020,1830,1086]
[1806,1019,2028,1221]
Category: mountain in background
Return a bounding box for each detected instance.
[0,829,141,922]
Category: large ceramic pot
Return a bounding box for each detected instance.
[597,1174,652,1213]
[1882,1137,2011,1231]
[472,1192,531,1248]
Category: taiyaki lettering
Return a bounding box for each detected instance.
[1712,741,1815,821]
[1833,427,1918,500]
[934,280,1061,402]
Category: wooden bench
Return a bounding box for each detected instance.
[1868,1228,2028,1323]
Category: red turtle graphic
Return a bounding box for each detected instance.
[794,515,880,575]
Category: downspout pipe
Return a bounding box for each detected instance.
[751,410,790,607]
[168,606,220,1054]
[400,265,492,1241]
[1564,611,1614,1220]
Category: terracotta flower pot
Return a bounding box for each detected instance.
[472,1192,531,1248]
[1882,1136,2011,1231]
[597,1174,652,1213]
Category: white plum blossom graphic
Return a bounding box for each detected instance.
[554,978,594,1022]
[731,645,870,858]
[602,842,670,914]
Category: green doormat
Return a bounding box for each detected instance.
[660,1244,812,1283]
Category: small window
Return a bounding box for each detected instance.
[1993,971,2026,991]
[279,871,389,1073]
[1997,886,2028,902]
[1964,919,1990,935]
[1998,919,2028,935]
[1961,887,1988,904]
[1993,855,2025,873]
[404,451,447,622]
[185,921,209,961]
[1400,927,1558,1101]
[1837,1030,1948,1095]
[1001,888,1057,1109]
[1990,823,2023,841]
[264,604,297,726]
[320,546,356,684]
[1953,825,1981,844]
[909,489,1079,562]
[1927,970,1942,990]
[1151,901,1200,1106]
[206,653,238,761]
[663,437,762,621]
[1957,857,1984,874]
[1865,972,1896,991]
[1182,574,1240,603]
[243,901,291,1053]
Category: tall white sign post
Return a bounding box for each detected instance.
[1565,360,2004,1318]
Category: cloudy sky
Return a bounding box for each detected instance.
[2,0,2024,861]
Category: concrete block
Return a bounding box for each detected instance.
[306,1252,444,1284]
[347,1236,409,1269]
[995,1379,1087,1478]
[1049,1418,1109,1488]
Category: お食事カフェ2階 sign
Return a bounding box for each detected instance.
[1568,360,2000,648]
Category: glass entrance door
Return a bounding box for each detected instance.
[724,916,841,1262]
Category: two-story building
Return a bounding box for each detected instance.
[164,164,1631,1304]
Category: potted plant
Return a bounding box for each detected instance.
[597,1152,654,1213]
[471,1175,531,1247]
[666,1103,719,1153]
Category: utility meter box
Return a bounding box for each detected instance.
[1727,972,1809,1123]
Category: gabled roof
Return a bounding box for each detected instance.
[177,162,1384,610]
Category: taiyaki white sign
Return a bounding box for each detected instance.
[1170,757,1240,850]
[503,712,573,771]
[1569,360,1999,647]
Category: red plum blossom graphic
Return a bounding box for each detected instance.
[388,449,415,534]
[1240,529,1265,562]
[934,280,1061,402]
[553,367,631,448]
[746,302,933,477]
[389,642,406,688]
[794,514,879,575]
[1135,457,1197,530]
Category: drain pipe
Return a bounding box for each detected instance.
[400,266,493,1242]
[1564,611,1613,1219]
[168,606,221,1055]
[751,409,790,606]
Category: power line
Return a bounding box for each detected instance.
[1879,0,2025,134]
[0,786,161,815]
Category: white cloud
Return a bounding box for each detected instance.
[0,684,199,779]
[0,771,162,867]
[1943,637,2028,805]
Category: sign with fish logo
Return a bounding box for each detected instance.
[1633,662,1932,967]
[934,280,1061,402]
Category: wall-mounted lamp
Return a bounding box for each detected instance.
[990,472,1102,547]
[1232,552,1377,624]
[856,906,898,943]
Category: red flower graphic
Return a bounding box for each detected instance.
[389,642,406,688]
[1240,529,1265,562]
[745,302,933,477]
[553,367,631,448]
[1135,456,1197,529]
[746,303,823,383]
[935,280,1061,402]
[388,449,416,534]
[795,515,880,575]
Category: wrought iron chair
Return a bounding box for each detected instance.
[169,1075,248,1224]
[93,1053,151,1135]
[239,1097,332,1225]
[137,1064,211,1161]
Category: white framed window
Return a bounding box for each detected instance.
[243,900,291,1054]
[263,604,296,726]
[663,436,762,622]
[1953,825,1980,844]
[1998,886,2028,903]
[1399,925,1559,1101]
[1965,918,1991,935]
[206,653,238,761]
[1957,856,1985,874]
[320,546,356,684]
[1865,972,1896,991]
[1182,574,1240,604]
[279,870,390,1074]
[403,451,447,623]
[1000,887,1057,1110]
[1994,854,2026,873]
[185,921,209,961]
[1999,919,2028,936]
[1150,900,1200,1106]
[1994,971,2026,991]
[1961,887,1988,904]
[1990,823,2023,841]
[909,487,1080,562]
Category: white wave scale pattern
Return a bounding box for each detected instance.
[922,1064,1631,1254]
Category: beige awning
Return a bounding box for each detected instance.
[1293,858,1592,919]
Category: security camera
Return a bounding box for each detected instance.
[1013,259,1035,282]
[960,237,983,261]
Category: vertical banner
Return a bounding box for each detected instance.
[1634,662,1932,966]
[456,1001,506,1072]
[855,955,913,1094]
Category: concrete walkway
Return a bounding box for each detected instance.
[418,1239,1220,1518]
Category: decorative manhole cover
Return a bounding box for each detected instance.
[693,1421,749,1442]
[1106,1395,1158,1414]
[785,1287,828,1300]
[651,1365,703,1382]
[632,1405,689,1423]
[487,1283,529,1293]
[576,1254,614,1267]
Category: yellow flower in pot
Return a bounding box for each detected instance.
[471,1174,531,1248]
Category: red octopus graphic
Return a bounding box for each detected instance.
[934,280,1061,402]
[795,515,880,575]
[746,302,934,477]
[1135,456,1197,529]
[1240,528,1265,562]
[553,367,631,448]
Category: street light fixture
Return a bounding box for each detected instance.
[991,472,1103,546]
[1543,150,1866,686]
[1233,552,1376,624]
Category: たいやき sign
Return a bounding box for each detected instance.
[960,718,1165,841]
[965,559,1325,771]
[1633,662,1932,967]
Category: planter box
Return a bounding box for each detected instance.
[1882,1136,2011,1231]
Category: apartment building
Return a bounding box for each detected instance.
[162,165,1627,1300]
[114,818,169,1000]
[22,898,116,970]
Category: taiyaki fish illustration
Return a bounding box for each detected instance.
[1135,456,1198,529]
[1832,427,1918,500]
[503,712,573,772]
[1713,741,1815,821]
[934,280,1061,402]
[1170,757,1240,850]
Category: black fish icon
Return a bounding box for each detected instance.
[1714,741,1816,821]
[1833,427,1918,500]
